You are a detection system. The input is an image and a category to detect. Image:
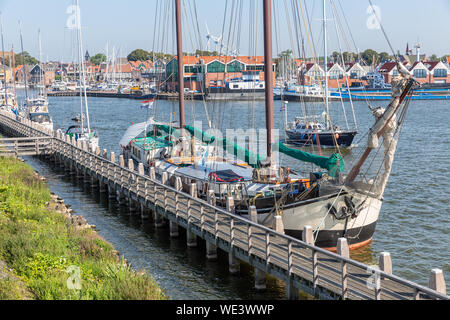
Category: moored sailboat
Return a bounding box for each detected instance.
[121,0,417,250]
[62,0,98,152]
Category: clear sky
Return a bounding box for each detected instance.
[0,0,449,62]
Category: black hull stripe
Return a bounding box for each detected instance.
[284,221,378,248]
[285,131,357,147]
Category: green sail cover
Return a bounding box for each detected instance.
[159,125,344,176]
[155,124,178,136]
[185,125,264,168]
[277,142,344,177]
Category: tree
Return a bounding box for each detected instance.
[127,49,151,61]
[13,52,38,67]
[361,49,379,66]
[331,51,340,63]
[194,50,219,56]
[428,54,439,62]
[379,52,392,62]
[91,53,106,65]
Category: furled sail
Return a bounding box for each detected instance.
[184,126,344,175]
[277,142,344,177]
[185,125,264,168]
[119,118,156,147]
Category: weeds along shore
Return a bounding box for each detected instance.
[0,156,167,300]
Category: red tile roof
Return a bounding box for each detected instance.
[422,61,440,71]
[379,62,397,73]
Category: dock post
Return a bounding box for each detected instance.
[137,163,148,219]
[337,238,349,300]
[274,215,285,234]
[379,252,392,279]
[303,226,318,295]
[119,155,125,168]
[110,152,116,164]
[154,172,167,228]
[205,190,217,261]
[286,240,299,300]
[302,226,314,245]
[128,159,134,172]
[149,167,156,180]
[249,206,266,290]
[138,163,145,176]
[227,196,240,274]
[186,183,198,248]
[429,269,446,295]
[102,149,108,159]
[170,177,182,238]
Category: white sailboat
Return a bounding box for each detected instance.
[64,0,98,152]
[26,29,53,131]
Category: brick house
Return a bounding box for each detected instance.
[165,55,275,92]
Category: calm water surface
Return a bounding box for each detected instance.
[21,90,450,297]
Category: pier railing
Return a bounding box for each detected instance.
[0,109,448,300]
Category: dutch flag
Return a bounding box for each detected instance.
[141,99,154,109]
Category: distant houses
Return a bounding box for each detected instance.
[301,61,370,88]
[2,51,449,89]
[378,60,449,85]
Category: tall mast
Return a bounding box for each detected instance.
[175,0,185,128]
[12,44,16,106]
[18,21,29,104]
[38,29,44,95]
[323,0,331,128]
[263,0,274,161]
[75,0,91,134]
[0,12,8,106]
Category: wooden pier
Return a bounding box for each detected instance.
[0,109,448,300]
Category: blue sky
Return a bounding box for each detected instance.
[0,0,449,62]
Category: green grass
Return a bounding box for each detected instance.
[0,156,167,300]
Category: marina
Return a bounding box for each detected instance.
[0,109,448,300]
[0,0,449,303]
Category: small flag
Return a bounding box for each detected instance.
[141,99,154,109]
[201,147,208,167]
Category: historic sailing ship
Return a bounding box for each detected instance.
[121,0,418,250]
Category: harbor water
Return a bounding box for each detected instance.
[21,90,450,297]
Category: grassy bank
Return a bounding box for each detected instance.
[0,156,167,300]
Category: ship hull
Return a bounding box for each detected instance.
[238,190,382,250]
[285,130,357,147]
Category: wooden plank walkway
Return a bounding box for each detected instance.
[0,109,448,300]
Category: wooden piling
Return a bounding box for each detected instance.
[337,238,349,300]
[186,183,198,248]
[227,197,240,274]
[379,252,392,279]
[205,190,217,261]
[429,269,446,295]
[249,205,266,290]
